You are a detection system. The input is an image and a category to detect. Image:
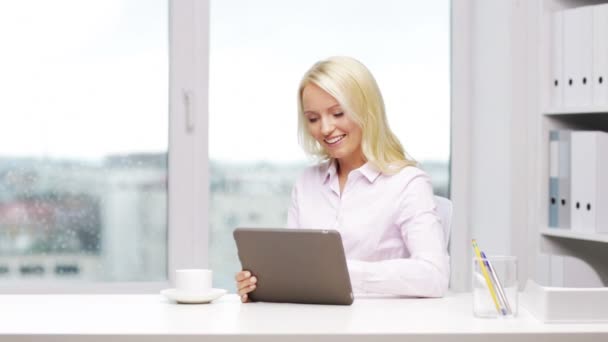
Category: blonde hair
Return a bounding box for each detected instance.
[297,56,416,174]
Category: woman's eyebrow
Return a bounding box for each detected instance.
[304,104,341,115]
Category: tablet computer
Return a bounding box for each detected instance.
[233,227,354,305]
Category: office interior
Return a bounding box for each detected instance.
[2,0,608,339]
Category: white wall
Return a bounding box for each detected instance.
[470,0,514,255]
[451,0,533,290]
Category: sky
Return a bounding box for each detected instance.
[0,0,450,163]
[0,0,168,160]
[209,0,450,162]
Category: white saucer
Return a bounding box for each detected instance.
[160,288,227,304]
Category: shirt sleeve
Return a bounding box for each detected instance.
[346,172,450,297]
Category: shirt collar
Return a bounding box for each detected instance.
[358,162,382,183]
[323,160,382,184]
[323,160,338,185]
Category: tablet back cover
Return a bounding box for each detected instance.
[233,228,354,305]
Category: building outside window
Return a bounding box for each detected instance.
[0,0,169,283]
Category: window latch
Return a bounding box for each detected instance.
[183,89,195,133]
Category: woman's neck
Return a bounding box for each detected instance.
[336,154,366,177]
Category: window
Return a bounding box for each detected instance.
[0,0,450,292]
[0,0,169,283]
[209,0,451,291]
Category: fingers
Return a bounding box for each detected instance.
[240,293,249,303]
[237,276,257,294]
[237,283,256,298]
[235,270,257,303]
[235,270,251,282]
[237,275,257,289]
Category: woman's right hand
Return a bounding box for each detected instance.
[235,270,257,303]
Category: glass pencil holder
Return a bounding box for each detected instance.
[472,255,518,318]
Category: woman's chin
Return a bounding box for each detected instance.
[328,150,348,160]
[323,145,353,160]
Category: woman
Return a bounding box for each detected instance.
[235,56,449,302]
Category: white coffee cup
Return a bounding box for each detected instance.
[175,269,212,293]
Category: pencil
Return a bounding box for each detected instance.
[472,239,504,315]
[481,251,512,315]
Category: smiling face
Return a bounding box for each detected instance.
[301,83,364,167]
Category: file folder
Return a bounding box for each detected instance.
[550,11,564,109]
[563,6,593,107]
[593,4,608,106]
[549,131,559,227]
[557,131,571,229]
[548,130,571,229]
[570,131,608,233]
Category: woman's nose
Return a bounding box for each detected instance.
[320,117,334,136]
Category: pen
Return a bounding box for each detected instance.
[472,239,504,315]
[481,251,512,315]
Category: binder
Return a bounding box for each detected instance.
[593,4,608,106]
[563,7,593,107]
[548,130,571,229]
[570,131,608,233]
[557,131,571,229]
[550,11,564,109]
[549,131,559,227]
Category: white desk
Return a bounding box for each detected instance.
[1,293,607,341]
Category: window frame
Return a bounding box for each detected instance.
[0,0,210,293]
[449,0,473,292]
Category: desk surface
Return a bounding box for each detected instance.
[1,292,607,342]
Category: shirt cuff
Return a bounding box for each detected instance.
[346,259,367,293]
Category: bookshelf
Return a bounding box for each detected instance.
[545,107,608,115]
[540,228,608,244]
[534,0,608,287]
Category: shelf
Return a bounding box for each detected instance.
[540,228,608,243]
[544,107,608,115]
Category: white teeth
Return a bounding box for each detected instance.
[325,135,345,144]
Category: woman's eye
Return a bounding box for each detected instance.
[308,117,318,123]
[333,112,344,117]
